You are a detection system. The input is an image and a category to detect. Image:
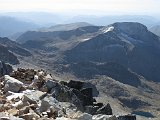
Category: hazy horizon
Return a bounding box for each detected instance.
[0,0,160,18]
[0,0,160,29]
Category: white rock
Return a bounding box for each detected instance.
[12,100,23,107]
[0,116,10,120]
[92,114,117,120]
[6,90,34,101]
[56,117,76,120]
[34,75,39,80]
[38,71,45,76]
[46,74,52,79]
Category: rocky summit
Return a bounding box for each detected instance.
[0,63,136,120]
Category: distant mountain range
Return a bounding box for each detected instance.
[66,15,159,27]
[3,12,159,26]
[9,12,160,26]
[0,16,38,38]
[0,12,160,41]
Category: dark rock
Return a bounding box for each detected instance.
[117,114,136,120]
[72,88,93,106]
[80,88,94,106]
[50,83,84,110]
[95,103,112,115]
[45,80,57,91]
[49,80,96,109]
[82,82,99,97]
[0,61,13,77]
[59,81,68,86]
[93,103,104,108]
[80,88,93,99]
[67,80,99,97]
[84,106,99,115]
[67,80,84,90]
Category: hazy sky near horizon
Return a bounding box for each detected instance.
[0,0,160,16]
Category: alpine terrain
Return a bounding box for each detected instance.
[0,22,160,120]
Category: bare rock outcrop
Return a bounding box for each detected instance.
[0,68,136,120]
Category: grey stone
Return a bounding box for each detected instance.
[117,114,136,120]
[78,113,92,120]
[50,83,83,111]
[39,95,61,113]
[3,75,23,93]
[23,90,45,104]
[45,80,57,91]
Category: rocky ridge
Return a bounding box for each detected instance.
[0,44,19,65]
[0,63,136,120]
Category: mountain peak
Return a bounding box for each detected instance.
[111,22,148,34]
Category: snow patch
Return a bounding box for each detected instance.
[6,90,35,101]
[103,26,114,33]
[80,38,91,42]
[6,92,24,101]
[12,100,23,107]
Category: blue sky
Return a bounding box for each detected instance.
[0,0,160,16]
